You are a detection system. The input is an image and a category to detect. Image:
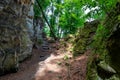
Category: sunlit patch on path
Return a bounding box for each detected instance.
[0,41,89,80]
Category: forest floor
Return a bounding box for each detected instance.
[0,39,90,80]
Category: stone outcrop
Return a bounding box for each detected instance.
[0,0,34,75]
[73,20,99,56]
[87,2,120,80]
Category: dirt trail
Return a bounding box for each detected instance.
[0,40,89,80]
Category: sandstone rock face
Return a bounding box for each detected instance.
[0,0,34,75]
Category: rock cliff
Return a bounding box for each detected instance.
[73,20,99,56]
[0,0,34,75]
[87,2,120,80]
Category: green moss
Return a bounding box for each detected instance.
[86,53,102,80]
[73,38,86,56]
[73,20,99,57]
[118,15,120,20]
[87,2,120,80]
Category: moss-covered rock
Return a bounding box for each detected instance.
[87,2,120,80]
[73,20,100,56]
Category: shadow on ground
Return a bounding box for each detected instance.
[0,40,89,80]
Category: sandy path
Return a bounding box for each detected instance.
[0,41,89,80]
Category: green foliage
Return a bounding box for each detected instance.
[34,0,50,18]
[34,0,118,39]
[34,4,41,18]
[43,26,50,36]
[63,55,69,60]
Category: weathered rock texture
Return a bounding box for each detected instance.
[0,0,34,75]
[33,17,44,45]
[87,2,120,80]
[73,20,99,56]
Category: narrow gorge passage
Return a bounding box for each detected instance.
[0,39,89,80]
[0,0,120,80]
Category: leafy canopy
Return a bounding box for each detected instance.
[34,0,118,39]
